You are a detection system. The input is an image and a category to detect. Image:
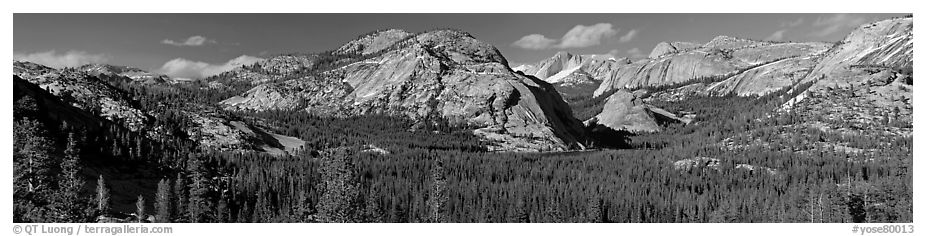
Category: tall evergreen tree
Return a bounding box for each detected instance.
[136,195,146,223]
[216,192,229,223]
[173,172,188,222]
[13,119,55,194]
[155,179,172,223]
[95,175,111,216]
[187,156,213,223]
[426,160,448,223]
[52,133,89,222]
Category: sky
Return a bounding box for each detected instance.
[14,13,907,79]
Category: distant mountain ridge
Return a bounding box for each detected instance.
[518,16,912,136]
[14,61,153,131]
[13,60,304,154]
[78,64,171,84]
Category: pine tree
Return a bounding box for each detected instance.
[426,161,448,223]
[96,175,111,215]
[216,192,229,223]
[13,119,55,194]
[53,133,89,222]
[187,156,213,223]
[136,195,146,223]
[173,172,188,222]
[155,179,172,223]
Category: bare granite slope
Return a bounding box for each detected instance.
[222,29,587,151]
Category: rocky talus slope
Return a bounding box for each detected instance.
[718,16,912,156]
[336,29,414,55]
[785,17,912,136]
[14,61,302,154]
[222,30,587,151]
[14,61,151,131]
[211,55,314,85]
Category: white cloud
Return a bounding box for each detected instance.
[512,23,619,50]
[158,55,264,79]
[765,30,787,41]
[512,34,557,50]
[558,23,618,48]
[618,29,638,43]
[161,35,216,47]
[13,50,109,68]
[811,14,867,37]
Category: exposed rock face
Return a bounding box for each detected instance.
[702,35,770,50]
[214,55,311,85]
[516,51,629,86]
[801,17,913,87]
[704,56,818,96]
[221,76,352,113]
[223,30,587,151]
[593,50,743,96]
[648,41,701,59]
[14,60,57,79]
[673,157,778,175]
[513,52,631,106]
[717,17,912,161]
[594,37,830,97]
[673,157,721,171]
[783,16,913,138]
[336,29,413,55]
[182,106,304,154]
[518,51,587,83]
[13,61,151,131]
[14,60,298,154]
[14,75,105,132]
[78,64,170,84]
[585,89,688,133]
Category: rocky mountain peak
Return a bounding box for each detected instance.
[12,62,151,131]
[648,41,701,59]
[223,29,587,151]
[648,42,676,59]
[14,60,56,78]
[336,28,413,55]
[703,35,769,50]
[78,63,170,84]
[414,29,509,66]
[553,51,573,58]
